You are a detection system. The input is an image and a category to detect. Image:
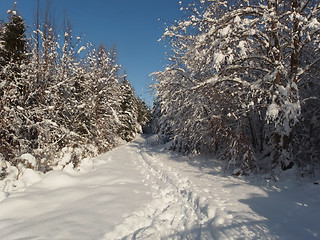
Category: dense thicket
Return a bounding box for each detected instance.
[0,7,150,178]
[152,0,320,177]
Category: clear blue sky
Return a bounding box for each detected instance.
[0,0,187,106]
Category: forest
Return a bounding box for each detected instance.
[0,1,319,239]
[151,0,320,177]
[1,0,320,181]
[0,2,151,178]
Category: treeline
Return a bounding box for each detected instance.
[0,4,151,177]
[152,0,320,177]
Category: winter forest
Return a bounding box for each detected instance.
[1,0,320,185]
[152,0,320,177]
[0,0,320,239]
[0,2,151,180]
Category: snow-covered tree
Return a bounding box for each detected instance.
[136,97,152,133]
[0,8,30,164]
[292,56,320,176]
[1,9,27,64]
[118,76,140,141]
[82,44,123,152]
[154,0,320,174]
[0,1,149,179]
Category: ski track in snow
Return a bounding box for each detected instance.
[104,137,320,240]
[1,136,320,240]
[105,145,215,240]
[104,140,271,240]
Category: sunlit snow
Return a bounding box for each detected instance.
[0,136,319,239]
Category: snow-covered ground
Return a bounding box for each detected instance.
[0,135,319,239]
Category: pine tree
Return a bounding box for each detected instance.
[0,7,29,160]
[136,97,152,133]
[1,10,27,64]
[118,76,139,141]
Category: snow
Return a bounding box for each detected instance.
[19,153,37,169]
[213,52,225,71]
[77,46,86,54]
[266,102,280,119]
[7,10,17,15]
[0,80,6,88]
[308,18,320,29]
[0,164,43,198]
[220,25,230,36]
[234,16,241,23]
[238,40,247,56]
[0,136,319,239]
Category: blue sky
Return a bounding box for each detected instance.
[0,0,186,106]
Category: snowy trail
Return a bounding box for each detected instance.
[105,140,269,240]
[105,137,320,240]
[0,136,320,239]
[105,143,213,239]
[0,144,153,240]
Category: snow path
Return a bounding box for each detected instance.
[0,143,153,240]
[0,136,320,239]
[105,138,320,240]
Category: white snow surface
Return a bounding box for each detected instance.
[0,135,319,240]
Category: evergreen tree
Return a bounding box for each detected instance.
[84,44,122,152]
[0,7,30,165]
[1,10,27,64]
[0,1,149,179]
[118,76,139,141]
[136,97,152,133]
